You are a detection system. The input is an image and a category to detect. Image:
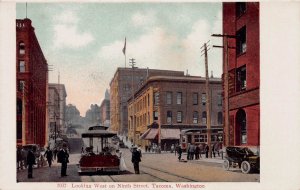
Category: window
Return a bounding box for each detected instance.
[19,60,25,72]
[17,121,22,139]
[147,94,150,106]
[167,111,172,123]
[19,42,25,55]
[19,80,25,92]
[236,2,246,17]
[236,26,246,55]
[201,93,206,105]
[193,111,198,124]
[217,93,222,106]
[166,92,172,105]
[177,111,182,123]
[193,93,198,105]
[199,134,207,143]
[194,135,200,143]
[218,112,223,124]
[236,109,247,144]
[236,65,247,92]
[153,111,158,120]
[154,92,159,105]
[202,111,207,124]
[17,99,22,115]
[177,92,182,104]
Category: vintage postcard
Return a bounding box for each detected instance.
[0,1,300,190]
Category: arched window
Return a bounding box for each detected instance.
[218,112,223,124]
[236,109,247,144]
[193,111,198,124]
[202,111,207,124]
[19,42,25,55]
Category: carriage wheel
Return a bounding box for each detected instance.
[223,159,230,170]
[241,161,251,174]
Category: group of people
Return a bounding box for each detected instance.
[19,143,70,179]
[175,142,222,162]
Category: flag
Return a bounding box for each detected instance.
[122,37,126,55]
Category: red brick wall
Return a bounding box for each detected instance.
[223,3,260,146]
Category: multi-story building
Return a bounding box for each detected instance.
[223,2,260,146]
[16,18,48,147]
[65,104,81,125]
[48,84,67,132]
[48,86,60,140]
[110,67,184,137]
[127,75,223,149]
[100,89,110,127]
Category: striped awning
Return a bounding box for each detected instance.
[140,128,180,140]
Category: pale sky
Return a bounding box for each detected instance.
[16,3,223,116]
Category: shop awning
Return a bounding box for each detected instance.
[161,128,180,139]
[140,128,180,140]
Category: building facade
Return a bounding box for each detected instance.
[110,67,184,136]
[48,86,60,141]
[223,2,260,146]
[127,75,223,149]
[16,18,48,147]
[48,84,67,132]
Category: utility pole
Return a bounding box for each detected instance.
[201,42,212,158]
[212,33,236,146]
[129,58,136,146]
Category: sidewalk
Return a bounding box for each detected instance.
[142,151,225,165]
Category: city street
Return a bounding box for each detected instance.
[17,140,259,182]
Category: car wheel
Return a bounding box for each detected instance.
[223,159,230,170]
[241,161,251,174]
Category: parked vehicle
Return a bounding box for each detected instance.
[223,146,260,174]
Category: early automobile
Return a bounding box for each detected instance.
[223,146,260,174]
[78,125,120,174]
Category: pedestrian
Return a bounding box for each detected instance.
[145,145,148,152]
[53,148,57,160]
[26,148,36,178]
[175,143,178,156]
[212,143,216,158]
[164,143,167,152]
[17,146,22,170]
[81,146,84,154]
[199,143,203,158]
[177,145,182,161]
[131,146,142,174]
[170,144,175,153]
[195,145,200,160]
[57,143,69,177]
[205,144,209,158]
[189,144,195,160]
[186,143,191,160]
[44,147,53,167]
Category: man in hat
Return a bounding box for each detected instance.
[57,143,69,177]
[44,147,53,167]
[26,147,36,178]
[131,146,141,174]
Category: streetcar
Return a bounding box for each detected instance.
[78,125,120,174]
[180,128,223,152]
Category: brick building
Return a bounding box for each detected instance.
[109,67,184,136]
[127,75,223,149]
[16,18,48,147]
[223,2,260,146]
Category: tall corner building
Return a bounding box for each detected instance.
[109,67,184,137]
[16,18,48,147]
[223,2,260,146]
